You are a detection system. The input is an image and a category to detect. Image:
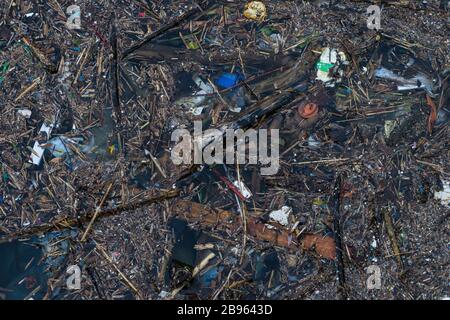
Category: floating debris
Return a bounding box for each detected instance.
[0,0,447,302]
[298,102,319,119]
[29,119,56,165]
[269,206,292,226]
[434,180,450,208]
[315,47,347,86]
[243,1,267,21]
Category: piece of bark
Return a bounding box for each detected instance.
[301,234,337,260]
[171,200,335,259]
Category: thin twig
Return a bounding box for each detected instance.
[81,182,113,242]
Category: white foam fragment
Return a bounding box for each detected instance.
[17,109,32,118]
[269,206,292,226]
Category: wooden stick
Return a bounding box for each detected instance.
[81,183,113,242]
[382,206,403,271]
[96,245,143,299]
[122,1,211,58]
[0,189,180,244]
[15,78,41,102]
[73,41,92,85]
[293,158,350,165]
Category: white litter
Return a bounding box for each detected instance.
[384,120,396,139]
[307,134,321,148]
[269,206,292,226]
[370,238,378,249]
[434,180,450,208]
[316,47,347,87]
[375,66,435,96]
[17,109,32,118]
[232,180,252,199]
[29,120,55,165]
[176,76,214,115]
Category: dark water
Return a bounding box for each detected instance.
[0,230,75,300]
[0,239,47,300]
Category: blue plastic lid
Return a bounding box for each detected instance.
[217,73,243,89]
